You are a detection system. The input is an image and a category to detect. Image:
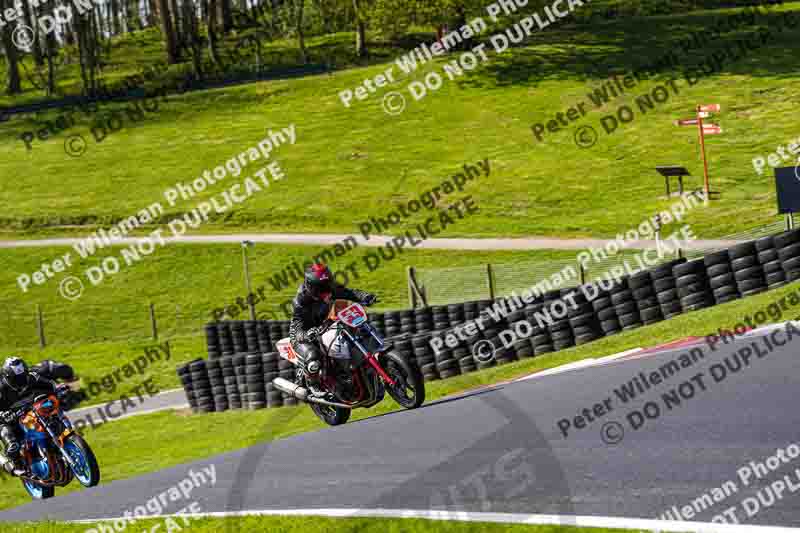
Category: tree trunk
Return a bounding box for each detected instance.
[356,20,367,57]
[207,0,220,65]
[183,0,203,80]
[0,20,22,93]
[20,0,44,66]
[353,0,367,57]
[45,33,56,96]
[455,5,470,50]
[76,13,92,94]
[157,0,179,63]
[295,0,306,64]
[220,0,232,32]
[169,0,182,54]
[111,0,120,35]
[147,0,158,27]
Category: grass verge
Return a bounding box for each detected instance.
[5,516,675,533]
[0,4,798,238]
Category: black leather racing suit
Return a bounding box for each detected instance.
[0,373,59,465]
[289,283,374,375]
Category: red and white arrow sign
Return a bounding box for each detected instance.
[674,118,699,126]
[702,124,723,134]
[699,104,721,112]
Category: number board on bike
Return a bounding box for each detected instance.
[338,304,367,327]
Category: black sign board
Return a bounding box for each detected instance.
[775,166,800,214]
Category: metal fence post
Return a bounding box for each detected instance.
[36,304,46,348]
[407,266,428,308]
[487,264,495,300]
[149,303,159,340]
[407,266,417,308]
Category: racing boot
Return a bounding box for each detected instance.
[304,360,327,399]
[0,425,26,476]
[0,444,26,477]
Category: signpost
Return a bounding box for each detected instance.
[674,104,722,204]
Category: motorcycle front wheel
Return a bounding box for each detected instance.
[63,434,100,487]
[383,351,425,409]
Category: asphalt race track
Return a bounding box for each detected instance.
[3,323,800,528]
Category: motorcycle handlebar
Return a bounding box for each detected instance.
[8,393,60,418]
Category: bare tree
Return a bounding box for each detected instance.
[157,0,179,63]
[353,0,367,57]
[75,7,101,94]
[220,0,232,32]
[19,0,44,66]
[0,0,22,94]
[170,0,182,53]
[206,0,221,65]
[110,0,120,35]
[44,32,57,95]
[148,0,158,27]
[291,0,307,64]
[182,0,204,79]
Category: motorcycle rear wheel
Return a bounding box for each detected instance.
[384,351,425,409]
[21,478,54,500]
[311,403,351,426]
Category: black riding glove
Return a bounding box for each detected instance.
[304,327,322,342]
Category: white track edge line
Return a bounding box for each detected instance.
[516,347,643,382]
[65,508,800,532]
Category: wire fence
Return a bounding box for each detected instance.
[2,219,791,350]
[416,219,791,306]
[2,302,214,351]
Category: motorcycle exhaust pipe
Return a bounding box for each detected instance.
[272,377,308,401]
[0,456,14,474]
[271,377,354,409]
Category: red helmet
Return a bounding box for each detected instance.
[304,263,333,297]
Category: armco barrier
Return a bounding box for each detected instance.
[178,229,800,413]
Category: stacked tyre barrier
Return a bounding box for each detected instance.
[177,351,298,413]
[653,258,686,319]
[776,231,800,283]
[729,242,768,298]
[705,250,740,305]
[675,259,714,312]
[592,288,620,336]
[759,235,787,289]
[630,272,664,325]
[567,288,604,345]
[182,229,800,414]
[610,278,643,331]
[202,299,497,359]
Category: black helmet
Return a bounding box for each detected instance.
[2,357,29,391]
[304,263,333,297]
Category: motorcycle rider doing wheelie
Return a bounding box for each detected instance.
[0,357,68,476]
[289,264,378,397]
